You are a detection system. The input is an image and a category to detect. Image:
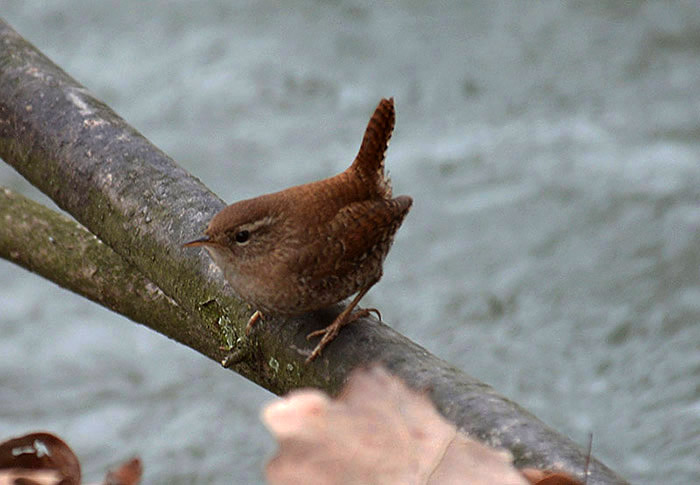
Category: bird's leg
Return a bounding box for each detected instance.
[245,310,264,336]
[306,282,378,363]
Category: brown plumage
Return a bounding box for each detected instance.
[185,98,412,362]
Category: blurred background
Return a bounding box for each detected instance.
[1,1,699,483]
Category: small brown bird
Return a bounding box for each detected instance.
[184,98,411,362]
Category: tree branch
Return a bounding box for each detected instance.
[0,18,627,484]
[0,186,212,353]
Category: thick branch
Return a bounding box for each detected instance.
[0,187,212,353]
[0,18,627,484]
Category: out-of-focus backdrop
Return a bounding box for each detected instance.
[1,2,698,483]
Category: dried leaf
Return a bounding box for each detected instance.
[103,457,142,485]
[0,432,80,485]
[0,469,62,485]
[263,365,528,485]
[520,468,584,484]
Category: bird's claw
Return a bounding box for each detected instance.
[245,310,263,336]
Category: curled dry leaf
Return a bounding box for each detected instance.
[0,432,80,485]
[520,468,584,485]
[103,457,143,485]
[0,469,62,485]
[262,365,529,485]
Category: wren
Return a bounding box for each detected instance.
[184,98,412,363]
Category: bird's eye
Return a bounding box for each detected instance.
[234,230,250,244]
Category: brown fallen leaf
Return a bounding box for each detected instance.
[0,432,80,485]
[102,457,143,485]
[0,468,62,485]
[262,365,529,485]
[0,432,144,485]
[520,468,584,484]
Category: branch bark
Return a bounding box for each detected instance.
[0,18,627,484]
[0,187,211,352]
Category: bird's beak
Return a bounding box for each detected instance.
[182,236,212,248]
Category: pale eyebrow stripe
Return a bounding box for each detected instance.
[239,215,276,233]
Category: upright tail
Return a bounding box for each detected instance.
[350,98,395,199]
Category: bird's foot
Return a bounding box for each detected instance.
[245,310,264,336]
[305,308,373,363]
[365,307,382,321]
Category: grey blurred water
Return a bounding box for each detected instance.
[1,1,699,483]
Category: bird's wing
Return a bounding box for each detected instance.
[291,196,412,281]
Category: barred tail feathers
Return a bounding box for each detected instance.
[350,98,395,199]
